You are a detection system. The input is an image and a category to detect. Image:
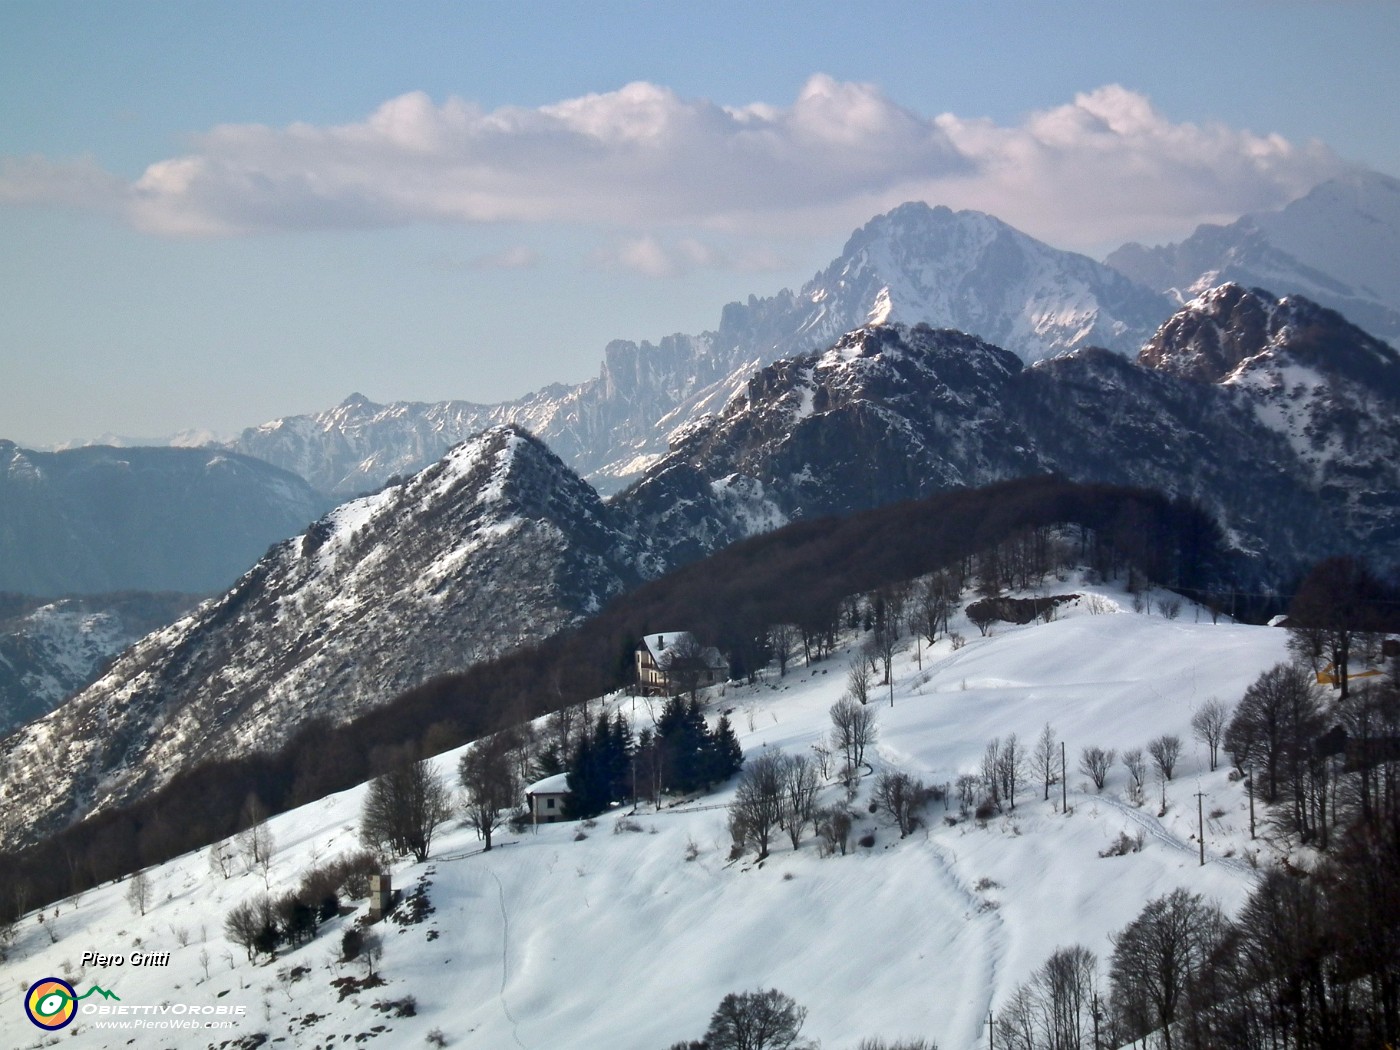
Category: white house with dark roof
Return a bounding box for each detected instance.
[635,632,728,696]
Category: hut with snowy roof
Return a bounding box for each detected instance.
[525,772,571,824]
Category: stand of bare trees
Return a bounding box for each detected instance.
[359,756,453,862]
[830,698,878,785]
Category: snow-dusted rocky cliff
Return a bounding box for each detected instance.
[232,203,1172,496]
[1108,170,1400,347]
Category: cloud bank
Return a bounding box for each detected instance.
[0,76,1343,253]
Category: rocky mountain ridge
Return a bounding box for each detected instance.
[1108,170,1400,346]
[229,203,1172,496]
[0,426,641,851]
[3,285,1397,854]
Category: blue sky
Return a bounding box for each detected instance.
[3,1,1398,447]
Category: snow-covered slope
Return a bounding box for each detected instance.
[0,426,642,854]
[0,580,1291,1050]
[1107,170,1400,347]
[231,203,1172,496]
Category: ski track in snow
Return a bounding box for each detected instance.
[492,869,528,1050]
[922,830,1007,1048]
[1096,793,1257,878]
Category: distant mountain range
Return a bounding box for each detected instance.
[0,443,325,596]
[1108,170,1400,346]
[222,173,1400,502]
[229,202,1174,497]
[4,281,1397,853]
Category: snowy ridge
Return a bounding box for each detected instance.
[1108,170,1400,346]
[229,203,1173,496]
[0,426,642,853]
[1138,283,1400,547]
[0,579,1292,1049]
[620,303,1400,582]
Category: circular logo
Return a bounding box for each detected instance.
[25,978,77,1030]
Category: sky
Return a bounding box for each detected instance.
[2,0,1398,448]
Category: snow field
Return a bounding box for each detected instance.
[0,578,1291,1050]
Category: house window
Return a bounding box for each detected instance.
[546,798,556,809]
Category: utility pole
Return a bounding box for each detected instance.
[1195,790,1206,866]
[1061,740,1067,813]
[985,1010,995,1050]
[1247,765,1256,839]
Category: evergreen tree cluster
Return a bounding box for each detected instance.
[566,712,635,819]
[565,700,744,819]
[652,697,744,795]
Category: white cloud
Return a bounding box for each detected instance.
[925,85,1342,248]
[592,235,791,279]
[0,78,1344,251]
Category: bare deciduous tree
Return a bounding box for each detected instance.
[998,733,1024,811]
[998,944,1098,1050]
[779,754,821,849]
[830,697,877,782]
[1079,746,1116,791]
[702,988,810,1050]
[768,624,801,677]
[728,752,787,860]
[846,656,872,707]
[1109,889,1225,1050]
[459,733,519,852]
[815,807,852,857]
[955,773,980,815]
[981,739,1002,810]
[235,796,275,878]
[1032,722,1058,801]
[1148,734,1183,782]
[125,869,151,916]
[875,770,929,837]
[208,839,234,881]
[1122,748,1147,805]
[360,757,454,862]
[1190,699,1229,772]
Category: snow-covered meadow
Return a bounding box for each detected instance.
[1,579,1291,1049]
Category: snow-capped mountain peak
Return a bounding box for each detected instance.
[0,425,641,854]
